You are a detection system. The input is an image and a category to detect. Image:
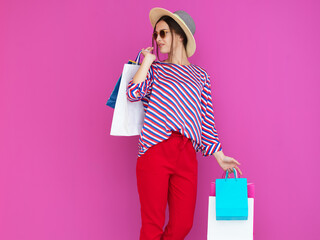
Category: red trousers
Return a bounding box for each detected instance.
[136,131,198,240]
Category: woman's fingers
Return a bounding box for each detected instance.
[233,158,241,165]
[234,165,243,175]
[221,156,242,176]
[230,158,242,175]
[142,47,154,51]
[226,166,242,176]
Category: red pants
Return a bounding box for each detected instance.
[136,131,198,240]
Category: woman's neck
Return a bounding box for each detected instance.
[164,45,190,65]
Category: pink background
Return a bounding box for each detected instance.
[1,0,319,239]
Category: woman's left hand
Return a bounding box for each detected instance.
[216,155,243,176]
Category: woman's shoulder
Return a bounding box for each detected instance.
[154,60,210,77]
[193,64,208,73]
[190,64,211,82]
[154,60,199,69]
[160,60,205,74]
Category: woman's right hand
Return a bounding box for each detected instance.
[141,47,156,62]
[216,155,243,176]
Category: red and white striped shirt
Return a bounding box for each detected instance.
[126,60,223,158]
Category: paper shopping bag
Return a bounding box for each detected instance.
[216,168,248,220]
[110,50,146,136]
[207,169,255,240]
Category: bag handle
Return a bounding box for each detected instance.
[134,50,143,65]
[222,168,238,179]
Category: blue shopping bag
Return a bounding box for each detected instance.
[106,50,143,108]
[215,168,248,220]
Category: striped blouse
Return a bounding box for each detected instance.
[126,60,223,158]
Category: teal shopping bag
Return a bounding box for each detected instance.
[215,168,248,220]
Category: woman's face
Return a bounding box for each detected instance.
[154,20,174,54]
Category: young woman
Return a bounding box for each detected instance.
[126,7,243,240]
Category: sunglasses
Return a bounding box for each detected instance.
[153,30,171,40]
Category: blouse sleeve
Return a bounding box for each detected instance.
[200,72,223,156]
[126,62,156,102]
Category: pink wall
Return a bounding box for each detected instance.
[1,0,319,239]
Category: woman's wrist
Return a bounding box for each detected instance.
[214,150,225,162]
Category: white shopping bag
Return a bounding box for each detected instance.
[207,179,255,240]
[110,51,146,136]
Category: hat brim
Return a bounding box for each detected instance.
[149,7,196,58]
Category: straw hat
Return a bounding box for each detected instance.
[149,7,196,57]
